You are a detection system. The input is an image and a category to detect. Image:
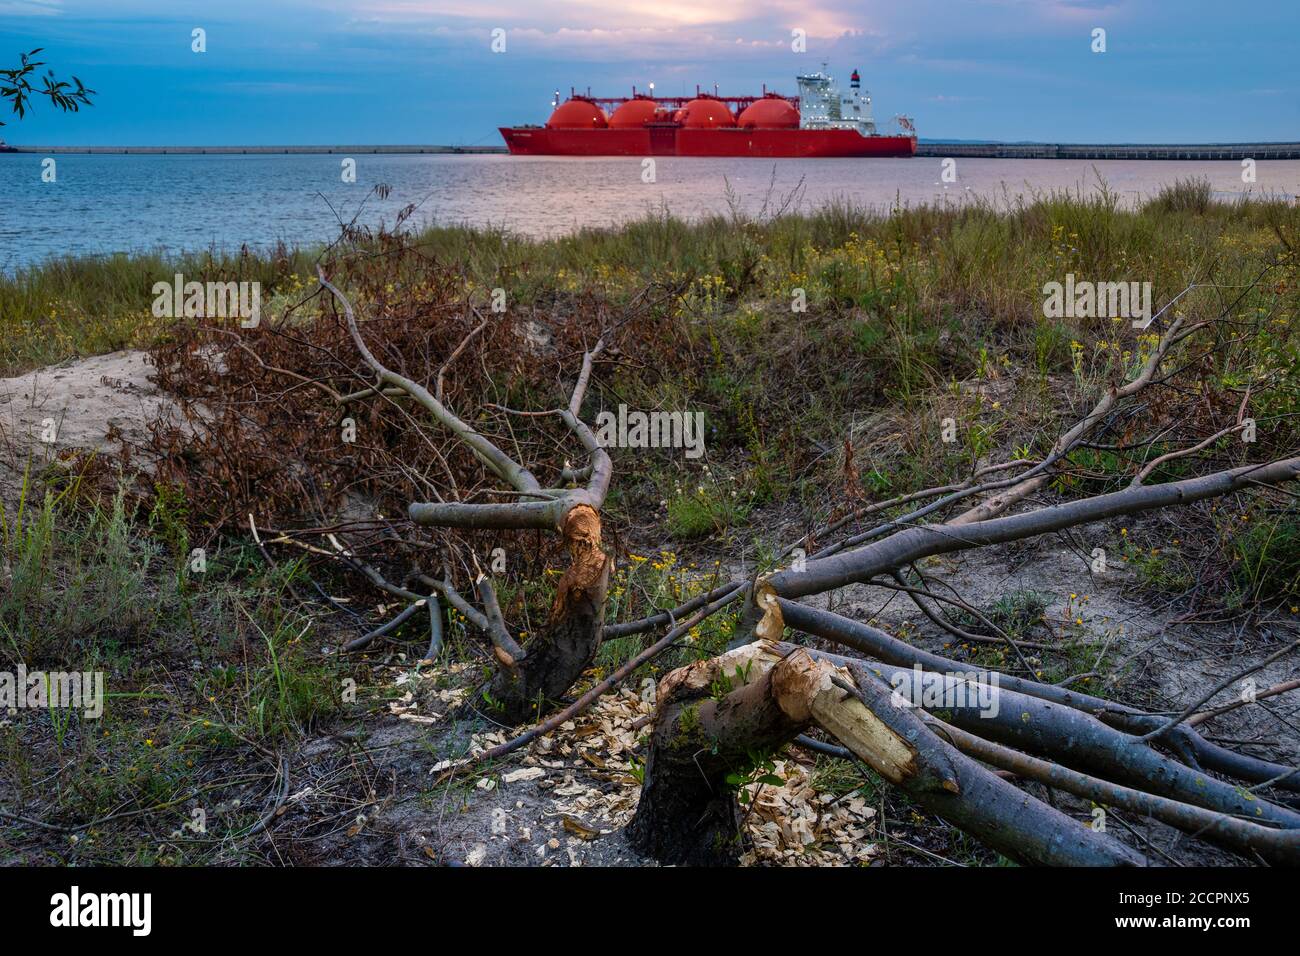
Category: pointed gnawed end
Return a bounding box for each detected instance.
[753,579,784,643]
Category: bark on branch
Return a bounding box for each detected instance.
[766,457,1300,599]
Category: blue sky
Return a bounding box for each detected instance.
[1,0,1296,145]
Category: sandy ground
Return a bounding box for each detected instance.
[0,350,166,489]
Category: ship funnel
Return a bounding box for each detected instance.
[850,69,860,89]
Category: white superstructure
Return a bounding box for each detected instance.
[795,65,876,135]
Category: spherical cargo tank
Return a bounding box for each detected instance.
[609,97,661,128]
[546,98,607,129]
[678,96,735,128]
[737,95,799,129]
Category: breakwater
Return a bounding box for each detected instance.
[914,142,1300,160]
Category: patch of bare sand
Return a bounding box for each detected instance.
[0,349,170,493]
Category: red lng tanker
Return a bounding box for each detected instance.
[500,66,916,159]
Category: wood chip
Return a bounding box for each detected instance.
[503,766,546,784]
[561,816,601,840]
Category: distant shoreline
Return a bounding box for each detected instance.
[2,142,1299,160]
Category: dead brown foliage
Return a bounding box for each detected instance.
[75,241,681,616]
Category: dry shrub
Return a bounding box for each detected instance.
[104,240,683,602]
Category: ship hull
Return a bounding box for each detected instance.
[498,126,916,158]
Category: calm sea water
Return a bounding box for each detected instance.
[1,153,1297,272]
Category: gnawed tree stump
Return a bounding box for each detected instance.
[485,504,612,723]
[627,643,804,865]
[319,270,618,723]
[629,641,1147,867]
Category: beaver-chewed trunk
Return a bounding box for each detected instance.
[485,504,610,724]
[628,640,1149,867]
[626,643,800,865]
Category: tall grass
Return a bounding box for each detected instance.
[3,189,1295,561]
[0,244,319,375]
[0,472,159,663]
[1,464,341,860]
[0,467,338,730]
[1144,176,1213,215]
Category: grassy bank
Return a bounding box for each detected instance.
[6,179,1296,525]
[3,178,1294,378]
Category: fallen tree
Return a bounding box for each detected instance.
[142,236,670,726]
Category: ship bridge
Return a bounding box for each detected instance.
[796,65,876,135]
